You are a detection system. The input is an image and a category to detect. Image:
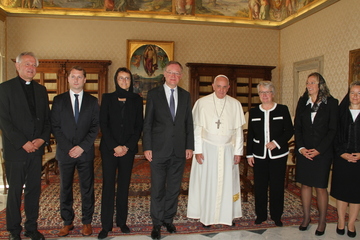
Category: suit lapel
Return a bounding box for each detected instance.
[158,86,174,121]
[175,88,185,121]
[65,91,77,124]
[79,93,90,123]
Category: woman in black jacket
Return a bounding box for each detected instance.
[98,67,143,239]
[295,72,338,236]
[246,81,293,227]
[330,80,360,238]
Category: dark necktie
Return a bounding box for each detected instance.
[170,89,175,121]
[74,94,79,123]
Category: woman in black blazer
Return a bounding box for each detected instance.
[98,67,143,239]
[330,81,360,238]
[246,81,293,227]
[295,72,338,236]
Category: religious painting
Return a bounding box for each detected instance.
[0,0,338,23]
[127,40,174,100]
[349,48,360,85]
[196,0,249,18]
[194,0,321,21]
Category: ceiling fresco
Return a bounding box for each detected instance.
[0,0,338,28]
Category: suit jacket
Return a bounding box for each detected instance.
[0,76,51,161]
[143,85,194,159]
[51,91,99,162]
[246,104,294,159]
[294,95,338,156]
[99,92,143,153]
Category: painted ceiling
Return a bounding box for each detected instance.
[0,0,338,29]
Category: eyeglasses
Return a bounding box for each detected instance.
[166,71,181,76]
[118,76,131,81]
[258,91,273,95]
[350,91,360,96]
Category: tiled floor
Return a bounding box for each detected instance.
[0,169,359,240]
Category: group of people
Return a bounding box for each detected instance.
[0,51,358,240]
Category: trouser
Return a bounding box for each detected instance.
[100,150,134,230]
[58,158,94,225]
[150,154,186,226]
[253,155,287,221]
[6,154,42,234]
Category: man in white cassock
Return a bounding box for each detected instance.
[187,74,246,227]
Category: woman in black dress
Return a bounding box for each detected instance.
[98,67,143,239]
[295,72,338,236]
[330,80,360,238]
[246,81,293,227]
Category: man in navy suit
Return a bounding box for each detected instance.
[0,52,50,240]
[51,66,99,237]
[143,61,194,240]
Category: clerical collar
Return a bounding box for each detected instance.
[19,77,32,85]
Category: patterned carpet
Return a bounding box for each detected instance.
[0,157,338,238]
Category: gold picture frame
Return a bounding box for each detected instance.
[349,48,360,85]
[127,40,174,100]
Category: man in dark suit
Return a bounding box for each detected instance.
[51,66,99,237]
[143,61,194,240]
[0,52,50,240]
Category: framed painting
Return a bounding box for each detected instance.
[349,48,360,85]
[127,40,174,100]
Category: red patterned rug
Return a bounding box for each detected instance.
[0,157,338,238]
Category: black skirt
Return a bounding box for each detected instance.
[330,155,360,203]
[295,152,332,188]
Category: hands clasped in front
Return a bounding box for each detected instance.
[114,145,128,157]
[68,146,84,158]
[341,153,360,163]
[300,148,320,160]
[22,138,45,153]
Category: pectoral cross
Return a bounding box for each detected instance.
[215,119,221,129]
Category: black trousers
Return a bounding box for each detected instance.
[150,154,186,226]
[6,154,42,234]
[100,150,134,231]
[58,158,94,225]
[253,155,287,221]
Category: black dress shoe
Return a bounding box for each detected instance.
[9,233,21,240]
[119,224,130,233]
[163,222,176,233]
[336,226,345,235]
[202,224,211,228]
[299,219,311,231]
[348,229,357,238]
[315,224,326,236]
[254,218,266,225]
[24,230,45,240]
[273,219,283,227]
[151,225,161,240]
[97,229,108,239]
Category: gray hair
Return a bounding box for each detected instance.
[213,74,229,84]
[257,81,275,95]
[16,52,39,67]
[349,80,360,89]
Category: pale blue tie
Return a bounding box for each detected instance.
[74,94,79,123]
[170,89,175,121]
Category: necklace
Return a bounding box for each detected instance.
[213,94,226,129]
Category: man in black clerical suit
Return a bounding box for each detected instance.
[0,52,50,240]
[51,66,99,237]
[143,61,194,240]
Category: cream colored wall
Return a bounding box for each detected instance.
[280,0,360,114]
[0,19,5,83]
[5,17,279,95]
